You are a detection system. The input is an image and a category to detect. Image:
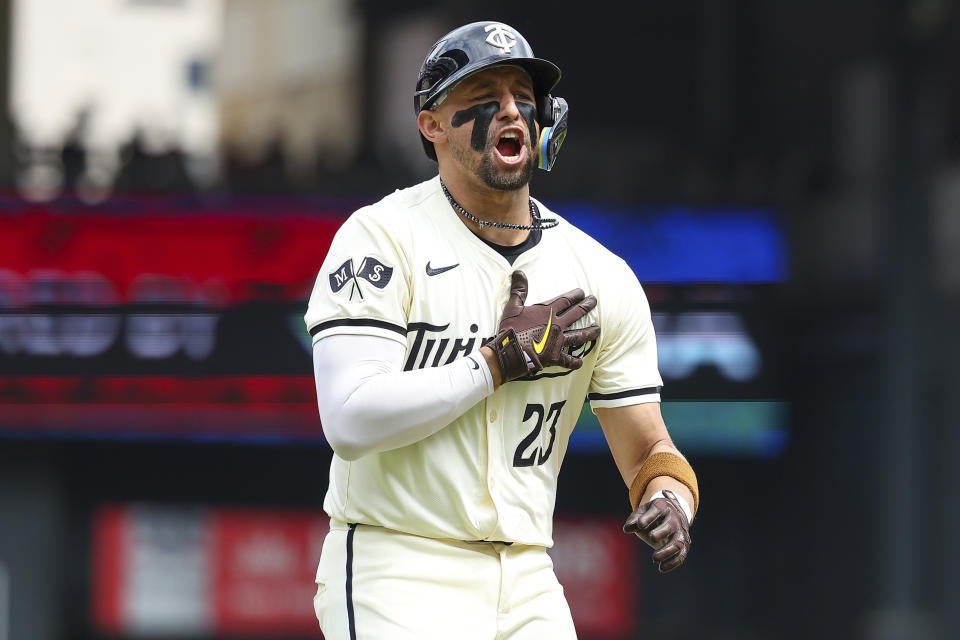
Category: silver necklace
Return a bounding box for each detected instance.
[440,179,558,231]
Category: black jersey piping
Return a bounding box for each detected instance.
[309,318,407,337]
[587,387,662,401]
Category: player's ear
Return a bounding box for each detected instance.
[418,110,448,146]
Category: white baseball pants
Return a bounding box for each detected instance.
[313,520,577,640]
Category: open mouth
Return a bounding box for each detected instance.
[494,129,526,165]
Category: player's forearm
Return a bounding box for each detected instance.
[313,335,494,460]
[633,441,697,523]
[479,345,503,389]
[595,404,698,521]
[329,355,491,459]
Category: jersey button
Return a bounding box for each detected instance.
[489,410,497,422]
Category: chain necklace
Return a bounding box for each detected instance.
[440,179,558,231]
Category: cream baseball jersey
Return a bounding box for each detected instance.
[304,176,662,547]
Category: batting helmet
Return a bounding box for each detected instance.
[414,21,563,162]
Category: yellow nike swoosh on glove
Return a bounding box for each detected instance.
[533,311,553,355]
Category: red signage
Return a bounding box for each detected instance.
[212,510,329,635]
[92,505,329,637]
[0,204,346,305]
[1,203,351,438]
[0,375,320,438]
[552,517,639,637]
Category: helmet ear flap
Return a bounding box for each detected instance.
[536,96,568,172]
[537,94,555,127]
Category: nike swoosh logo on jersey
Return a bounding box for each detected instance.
[532,311,553,355]
[469,358,480,370]
[426,261,459,276]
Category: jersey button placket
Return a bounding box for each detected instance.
[485,394,504,500]
[483,276,510,530]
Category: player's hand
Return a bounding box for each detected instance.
[490,270,600,382]
[623,489,692,574]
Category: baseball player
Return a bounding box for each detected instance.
[305,21,699,640]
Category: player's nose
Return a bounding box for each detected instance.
[496,91,522,120]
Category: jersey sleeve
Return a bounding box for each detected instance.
[588,259,663,410]
[304,206,411,346]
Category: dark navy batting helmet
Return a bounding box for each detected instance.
[414,21,563,162]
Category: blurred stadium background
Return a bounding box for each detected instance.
[0,0,959,638]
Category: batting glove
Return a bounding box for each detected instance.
[490,270,601,382]
[623,489,692,573]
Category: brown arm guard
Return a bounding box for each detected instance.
[629,451,700,513]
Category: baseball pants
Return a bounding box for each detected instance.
[313,520,577,640]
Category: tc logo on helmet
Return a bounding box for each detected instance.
[484,24,517,54]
